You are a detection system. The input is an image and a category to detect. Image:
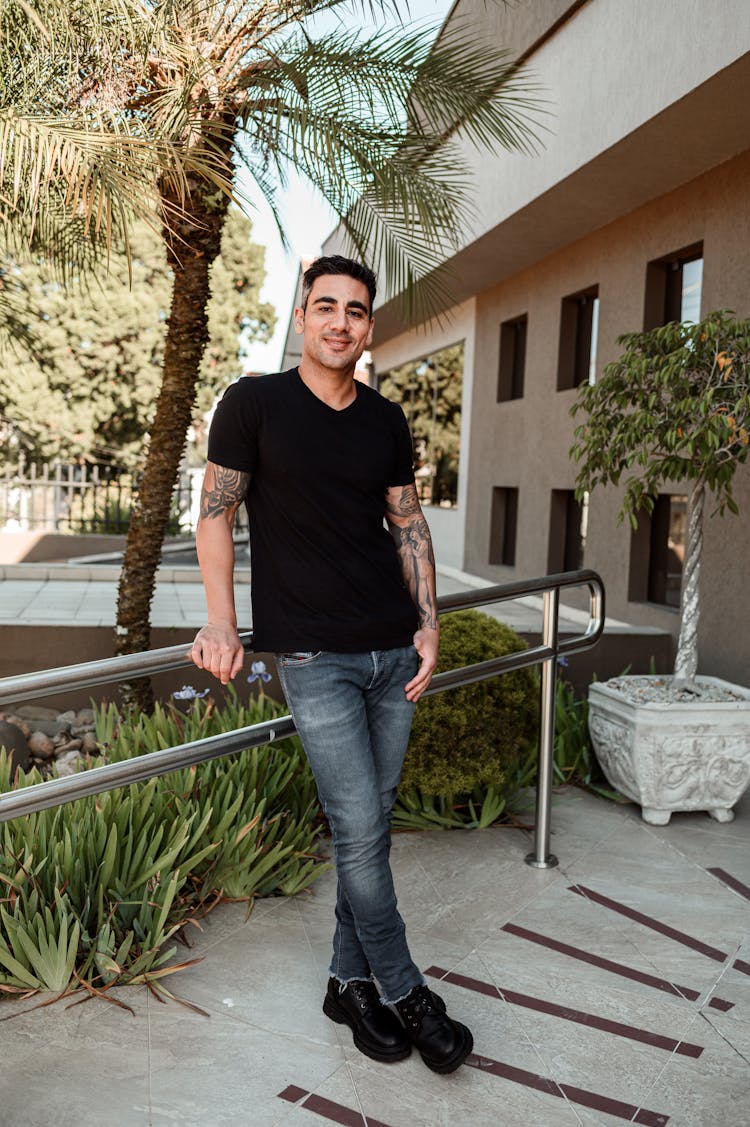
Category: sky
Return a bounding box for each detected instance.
[238,0,455,373]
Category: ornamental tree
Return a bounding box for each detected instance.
[570,311,750,686]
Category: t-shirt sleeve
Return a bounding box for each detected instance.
[207,381,258,474]
[389,405,416,487]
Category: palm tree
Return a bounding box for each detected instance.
[3,0,541,710]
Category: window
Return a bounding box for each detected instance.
[644,244,703,329]
[548,489,585,573]
[557,286,599,390]
[489,487,518,566]
[628,493,686,608]
[497,315,527,401]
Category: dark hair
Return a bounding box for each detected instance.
[301,255,376,314]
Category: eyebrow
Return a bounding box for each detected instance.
[312,295,370,314]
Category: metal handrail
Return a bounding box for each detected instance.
[0,569,605,868]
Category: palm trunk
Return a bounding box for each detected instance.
[673,476,704,685]
[115,166,232,712]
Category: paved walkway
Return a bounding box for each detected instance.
[2,786,749,1126]
[0,555,654,640]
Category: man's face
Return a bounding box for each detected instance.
[294,274,374,373]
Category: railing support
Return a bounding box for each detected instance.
[526,587,559,869]
[0,570,606,868]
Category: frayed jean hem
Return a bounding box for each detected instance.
[329,972,374,989]
[379,973,426,1007]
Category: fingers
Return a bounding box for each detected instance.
[188,627,244,684]
[405,656,437,703]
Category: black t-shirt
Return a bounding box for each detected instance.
[207,368,419,653]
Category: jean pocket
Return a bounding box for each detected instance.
[277,651,323,668]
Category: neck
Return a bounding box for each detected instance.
[298,362,357,410]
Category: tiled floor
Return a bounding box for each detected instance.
[2,787,749,1126]
[0,559,643,638]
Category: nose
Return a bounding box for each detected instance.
[328,306,348,331]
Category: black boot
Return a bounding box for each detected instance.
[323,978,411,1063]
[395,985,473,1074]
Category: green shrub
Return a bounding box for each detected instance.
[394,610,538,827]
[0,690,325,1000]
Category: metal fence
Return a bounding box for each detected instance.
[0,570,606,869]
[0,456,197,534]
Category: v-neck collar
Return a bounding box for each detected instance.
[294,368,361,415]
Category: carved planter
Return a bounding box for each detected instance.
[588,676,750,825]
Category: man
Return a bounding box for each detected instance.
[190,254,473,1074]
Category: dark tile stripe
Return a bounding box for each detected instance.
[501,922,734,1010]
[279,1085,309,1103]
[425,965,703,1058]
[707,867,750,902]
[734,958,750,975]
[277,1086,394,1127]
[465,1053,669,1125]
[568,884,728,961]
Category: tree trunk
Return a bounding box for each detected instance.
[115,161,232,712]
[673,476,704,685]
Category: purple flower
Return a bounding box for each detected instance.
[173,685,210,701]
[556,656,570,668]
[247,660,272,684]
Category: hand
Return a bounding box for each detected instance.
[188,622,244,685]
[405,625,439,703]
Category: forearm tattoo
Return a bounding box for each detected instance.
[386,485,438,630]
[199,465,250,520]
[384,485,421,519]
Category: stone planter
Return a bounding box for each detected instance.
[588,676,750,825]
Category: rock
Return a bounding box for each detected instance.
[0,720,33,774]
[14,705,59,722]
[71,721,97,737]
[55,749,82,777]
[28,730,56,760]
[58,710,77,724]
[54,738,83,756]
[18,715,71,738]
[76,708,95,726]
[53,731,72,747]
[5,714,32,740]
[81,732,100,755]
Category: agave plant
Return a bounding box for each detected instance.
[0,689,326,999]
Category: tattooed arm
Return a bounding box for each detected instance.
[190,462,250,684]
[385,483,439,702]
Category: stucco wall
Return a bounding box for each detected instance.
[461,148,750,682]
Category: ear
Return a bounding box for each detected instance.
[293,305,305,334]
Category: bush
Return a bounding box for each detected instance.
[0,690,325,1000]
[394,610,538,827]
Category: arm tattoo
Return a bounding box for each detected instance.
[199,465,250,520]
[385,495,438,630]
[384,483,421,519]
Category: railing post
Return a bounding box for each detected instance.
[526,586,559,869]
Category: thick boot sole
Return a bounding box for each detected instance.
[419,1021,474,1075]
[323,995,412,1063]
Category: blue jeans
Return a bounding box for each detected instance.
[275,646,425,1004]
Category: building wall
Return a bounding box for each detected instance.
[372,0,750,339]
[461,148,750,683]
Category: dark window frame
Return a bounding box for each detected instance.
[489,486,519,567]
[628,492,686,609]
[557,285,599,391]
[643,242,703,330]
[548,489,584,573]
[497,315,527,402]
